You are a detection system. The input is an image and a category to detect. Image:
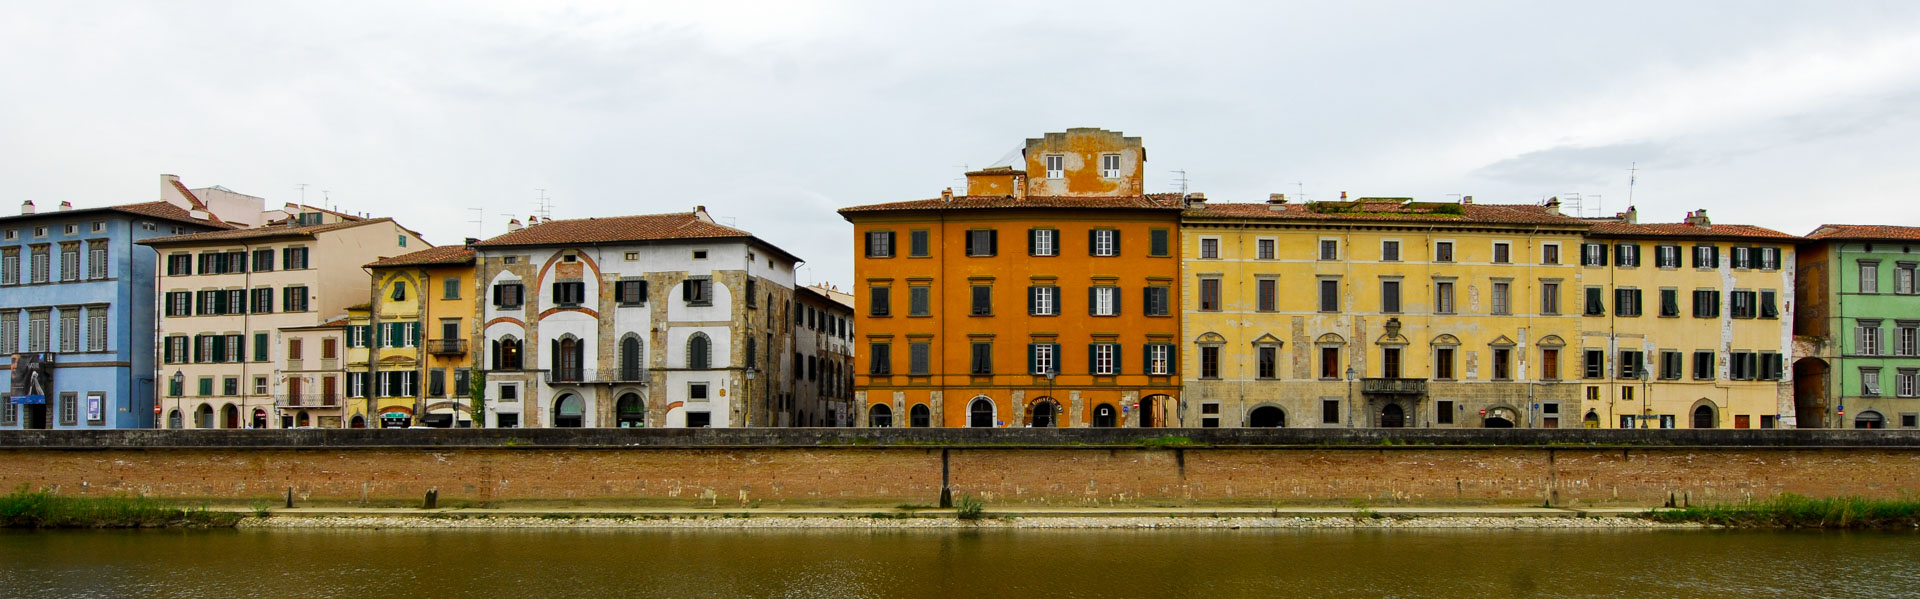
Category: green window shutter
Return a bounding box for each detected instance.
[198,378,213,396]
[1113,287,1122,315]
[1087,343,1097,374]
[254,332,268,362]
[1143,344,1153,373]
[1112,344,1123,375]
[1111,231,1120,255]
[1028,343,1038,374]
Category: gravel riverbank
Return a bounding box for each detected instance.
[237,514,1695,530]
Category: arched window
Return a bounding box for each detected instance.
[493,337,522,370]
[552,336,582,382]
[687,333,711,370]
[167,409,182,429]
[616,392,645,428]
[349,415,366,429]
[868,404,892,427]
[619,336,644,381]
[969,398,995,428]
[553,394,584,427]
[195,404,213,429]
[909,404,930,428]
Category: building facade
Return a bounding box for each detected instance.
[793,284,855,426]
[349,245,481,428]
[469,209,801,428]
[1578,209,1797,429]
[1179,196,1586,429]
[0,199,227,429]
[1796,225,1920,429]
[145,214,424,429]
[840,128,1184,428]
[277,317,347,428]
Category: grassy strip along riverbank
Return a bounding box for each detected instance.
[1646,494,1920,529]
[0,488,242,529]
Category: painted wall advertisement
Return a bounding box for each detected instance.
[9,353,50,405]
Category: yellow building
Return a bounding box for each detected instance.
[346,244,479,428]
[1578,208,1798,429]
[1179,196,1587,428]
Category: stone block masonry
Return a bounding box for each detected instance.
[1,429,1917,508]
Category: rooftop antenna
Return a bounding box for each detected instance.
[1626,162,1638,208]
[952,163,969,191]
[533,189,554,221]
[295,183,309,205]
[1298,181,1307,203]
[468,208,484,238]
[1170,170,1190,197]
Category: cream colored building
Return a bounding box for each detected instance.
[145,213,424,429]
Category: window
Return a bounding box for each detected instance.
[1199,345,1221,379]
[1199,278,1221,312]
[1899,369,1918,398]
[692,250,707,260]
[1199,238,1219,259]
[868,286,890,316]
[1255,238,1275,260]
[1862,368,1882,396]
[1437,401,1455,424]
[1319,279,1339,312]
[1860,261,1880,294]
[1435,280,1455,314]
[254,332,268,362]
[1090,229,1119,257]
[1200,403,1220,428]
[1090,286,1119,316]
[1382,347,1402,378]
[910,286,933,316]
[1030,342,1059,375]
[1617,350,1644,379]
[552,280,585,306]
[492,338,522,370]
[1145,343,1173,375]
[87,241,107,280]
[1660,288,1680,317]
[1434,241,1454,263]
[1730,290,1756,319]
[31,246,49,283]
[1491,348,1512,380]
[1256,345,1278,379]
[85,306,105,351]
[616,279,647,306]
[59,244,79,281]
[1692,289,1721,318]
[1584,349,1606,379]
[1897,323,1918,356]
[1692,245,1718,269]
[1100,153,1121,178]
[1381,240,1400,262]
[282,286,309,312]
[1542,244,1560,265]
[1492,242,1511,264]
[965,229,997,257]
[868,342,890,375]
[1615,287,1643,317]
[492,282,524,308]
[1149,229,1170,257]
[26,310,46,352]
[1581,243,1606,267]
[1381,279,1401,313]
[908,341,930,375]
[1541,281,1561,315]
[682,277,713,306]
[1614,243,1640,268]
[1044,154,1064,178]
[1257,278,1278,312]
[909,230,930,257]
[1693,351,1716,380]
[1656,245,1680,268]
[686,334,712,370]
[969,341,992,375]
[1319,239,1338,261]
[1145,286,1170,316]
[1585,286,1605,316]
[865,231,895,258]
[1490,281,1510,315]
[1434,347,1456,379]
[1090,343,1116,375]
[1731,247,1751,269]
[1660,351,1683,380]
[1,249,17,284]
[1859,320,1884,355]
[1322,399,1341,424]
[1897,263,1917,295]
[1541,348,1561,380]
[58,310,77,352]
[969,284,991,315]
[1760,247,1781,270]
[1320,346,1340,379]
[1029,228,1057,257]
[283,247,309,269]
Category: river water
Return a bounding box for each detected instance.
[1,528,1915,598]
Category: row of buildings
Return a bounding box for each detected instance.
[2,129,1913,430]
[837,128,1920,430]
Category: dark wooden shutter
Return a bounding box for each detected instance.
[1113,287,1122,314]
[1111,230,1120,256]
[1087,344,1097,374]
[988,230,997,256]
[1028,343,1038,374]
[1028,229,1039,255]
[1112,344,1123,375]
[964,231,975,256]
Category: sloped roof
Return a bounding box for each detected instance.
[0,201,234,230]
[1184,200,1586,226]
[1587,221,1799,241]
[138,217,395,246]
[1803,224,1920,242]
[839,194,1184,216]
[366,245,472,268]
[469,210,802,263]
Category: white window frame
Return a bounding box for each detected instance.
[1434,240,1455,263]
[1256,238,1276,260]
[1492,241,1512,264]
[1318,237,1339,261]
[1148,344,1170,375]
[1657,245,1680,268]
[1093,287,1117,316]
[1092,229,1117,256]
[1034,343,1055,375]
[1100,153,1121,178]
[1093,343,1115,375]
[1033,228,1055,257]
[1199,236,1220,259]
[1044,154,1064,179]
[1034,286,1056,316]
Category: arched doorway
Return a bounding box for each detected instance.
[1379,403,1406,428]
[1793,357,1830,428]
[867,404,892,427]
[1092,404,1117,428]
[295,412,311,427]
[968,398,995,428]
[1583,410,1600,429]
[253,408,269,429]
[167,409,182,429]
[349,415,367,429]
[1855,411,1886,429]
[221,404,240,429]
[553,394,584,428]
[616,393,645,428]
[909,404,930,428]
[1692,404,1717,429]
[1029,399,1057,428]
[1139,395,1174,427]
[195,404,213,429]
[1248,406,1285,428]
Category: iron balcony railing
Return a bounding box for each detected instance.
[1360,378,1428,395]
[426,339,468,355]
[544,368,651,385]
[273,394,344,409]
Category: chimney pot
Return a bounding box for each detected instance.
[1462,195,1474,205]
[20,200,34,215]
[507,218,523,232]
[1340,191,1348,200]
[1268,193,1286,204]
[941,187,953,202]
[57,201,72,211]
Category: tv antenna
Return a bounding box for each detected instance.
[468,208,484,238]
[533,189,554,221]
[1170,170,1190,197]
[1626,162,1638,207]
[1298,181,1308,203]
[295,183,309,205]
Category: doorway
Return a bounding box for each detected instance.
[1092,404,1117,428]
[21,403,47,429]
[1029,399,1056,428]
[616,392,645,428]
[1249,406,1285,428]
[1379,403,1406,428]
[1692,404,1717,429]
[968,398,994,428]
[221,404,239,429]
[553,394,584,428]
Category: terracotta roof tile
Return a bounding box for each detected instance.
[138,217,395,245]
[839,194,1184,216]
[1586,221,1799,241]
[365,245,473,268]
[468,210,802,263]
[1803,224,1920,242]
[1184,200,1585,226]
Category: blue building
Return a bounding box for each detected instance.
[0,199,228,429]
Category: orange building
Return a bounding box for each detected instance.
[839,128,1183,428]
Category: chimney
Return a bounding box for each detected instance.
[1462,195,1473,205]
[1014,174,1025,200]
[507,218,523,232]
[941,187,953,202]
[1685,209,1711,228]
[692,205,715,223]
[1340,191,1348,200]
[1624,205,1638,224]
[1184,192,1207,208]
[1268,193,1287,204]
[1544,196,1560,215]
[57,201,72,211]
[20,200,33,215]
[464,237,479,247]
[527,215,539,226]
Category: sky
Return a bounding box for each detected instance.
[4,1,1919,287]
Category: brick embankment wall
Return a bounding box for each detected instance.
[1,429,1917,508]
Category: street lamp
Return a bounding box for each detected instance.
[1345,365,1357,428]
[170,370,184,429]
[1638,366,1651,429]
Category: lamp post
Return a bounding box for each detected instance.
[744,367,757,427]
[1345,366,1357,428]
[170,370,184,429]
[1638,367,1651,429]
[1045,368,1055,428]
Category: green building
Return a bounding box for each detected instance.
[1795,225,1920,429]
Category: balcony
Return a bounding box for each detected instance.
[274,394,344,409]
[426,339,468,355]
[544,368,651,385]
[1360,378,1427,395]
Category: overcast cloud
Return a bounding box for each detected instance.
[4,1,1919,286]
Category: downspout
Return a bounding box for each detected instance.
[363,264,378,427]
[240,241,254,427]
